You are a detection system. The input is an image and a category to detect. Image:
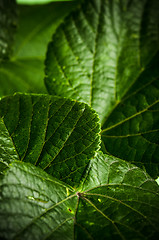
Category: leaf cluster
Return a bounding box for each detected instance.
[0,0,159,239]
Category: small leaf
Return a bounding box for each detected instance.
[0,153,159,239]
[0,93,100,186]
[0,0,17,60]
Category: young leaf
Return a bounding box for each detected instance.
[0,1,78,97]
[44,0,159,178]
[0,0,17,60]
[0,153,159,239]
[0,93,100,186]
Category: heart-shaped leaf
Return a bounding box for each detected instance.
[0,152,159,239]
[0,93,100,186]
[44,0,159,178]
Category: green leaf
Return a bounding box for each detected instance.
[0,0,17,60]
[0,118,19,165]
[1,152,159,239]
[0,161,77,240]
[0,93,100,186]
[45,0,159,123]
[0,1,78,97]
[44,0,159,177]
[101,54,159,178]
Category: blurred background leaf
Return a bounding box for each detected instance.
[0,0,17,61]
[17,0,74,4]
[0,0,78,97]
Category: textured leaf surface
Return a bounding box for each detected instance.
[45,0,159,177]
[0,161,77,240]
[0,93,100,186]
[101,54,159,178]
[0,118,19,166]
[45,0,159,123]
[76,152,159,240]
[0,153,159,240]
[0,0,17,60]
[0,1,78,97]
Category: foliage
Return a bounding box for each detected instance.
[0,0,159,239]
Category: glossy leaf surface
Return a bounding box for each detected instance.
[0,152,159,239]
[0,93,100,186]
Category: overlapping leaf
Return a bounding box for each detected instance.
[0,152,159,240]
[0,0,17,60]
[0,93,100,186]
[44,0,159,177]
[0,1,78,97]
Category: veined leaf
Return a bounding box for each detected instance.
[0,0,17,60]
[44,0,159,177]
[0,161,77,240]
[0,93,100,186]
[0,118,19,165]
[0,152,159,239]
[45,0,159,123]
[101,54,159,178]
[0,1,78,97]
